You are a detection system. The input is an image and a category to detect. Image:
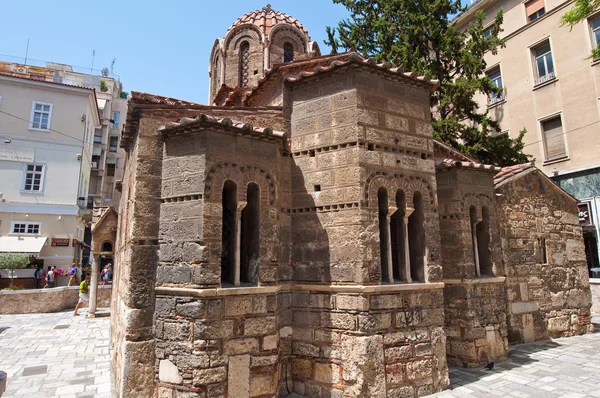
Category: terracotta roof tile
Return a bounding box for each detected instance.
[436,158,502,172]
[159,114,286,139]
[493,162,536,186]
[130,91,202,107]
[228,4,310,40]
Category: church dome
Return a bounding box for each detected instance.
[227,4,311,40]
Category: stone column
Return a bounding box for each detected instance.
[263,42,270,71]
[234,202,247,287]
[87,254,99,318]
[385,206,397,284]
[404,208,414,283]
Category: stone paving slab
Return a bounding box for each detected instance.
[433,314,600,398]
[0,309,111,398]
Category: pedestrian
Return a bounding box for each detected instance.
[101,264,112,285]
[68,263,79,286]
[34,265,43,289]
[44,266,54,288]
[73,274,91,316]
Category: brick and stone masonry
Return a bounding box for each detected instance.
[109,6,593,398]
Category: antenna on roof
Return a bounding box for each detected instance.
[24,38,30,65]
[91,49,96,74]
[110,58,116,76]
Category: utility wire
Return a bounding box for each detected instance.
[520,119,600,149]
[0,109,84,142]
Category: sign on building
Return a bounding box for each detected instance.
[0,145,35,162]
[578,202,593,227]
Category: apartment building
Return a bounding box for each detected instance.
[454,0,600,272]
[0,74,100,282]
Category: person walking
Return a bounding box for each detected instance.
[33,265,43,289]
[44,266,55,288]
[73,274,91,316]
[67,263,79,286]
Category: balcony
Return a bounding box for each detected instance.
[488,94,505,107]
[534,71,555,87]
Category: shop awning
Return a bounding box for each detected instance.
[0,236,47,254]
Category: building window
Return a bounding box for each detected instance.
[240,183,260,285]
[91,155,100,169]
[526,0,545,22]
[94,134,102,143]
[408,192,426,282]
[477,207,493,276]
[30,102,52,130]
[101,241,113,252]
[541,116,567,161]
[487,67,504,105]
[239,41,250,87]
[378,187,391,283]
[109,136,118,152]
[11,221,41,235]
[221,180,237,285]
[533,41,555,85]
[590,16,600,54]
[284,42,294,62]
[106,162,116,177]
[111,112,120,129]
[22,164,44,192]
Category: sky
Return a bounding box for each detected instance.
[1,1,351,104]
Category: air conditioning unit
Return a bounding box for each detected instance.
[15,66,29,75]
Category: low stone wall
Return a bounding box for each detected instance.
[591,279,600,314]
[0,285,112,314]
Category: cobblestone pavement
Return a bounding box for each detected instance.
[433,314,600,398]
[0,312,598,398]
[0,309,111,398]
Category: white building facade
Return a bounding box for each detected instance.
[0,74,100,283]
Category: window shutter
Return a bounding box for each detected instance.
[525,0,544,17]
[542,117,566,160]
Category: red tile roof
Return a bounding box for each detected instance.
[436,158,502,172]
[159,114,286,139]
[493,162,536,186]
[130,91,202,107]
[227,4,310,40]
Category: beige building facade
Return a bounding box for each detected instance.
[0,74,100,282]
[454,0,600,274]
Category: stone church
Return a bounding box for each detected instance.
[111,5,593,398]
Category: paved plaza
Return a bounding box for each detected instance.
[0,309,110,398]
[0,312,598,397]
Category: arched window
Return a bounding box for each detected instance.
[378,187,390,283]
[391,190,408,282]
[221,180,237,285]
[240,183,260,285]
[470,205,479,275]
[211,54,221,101]
[477,206,493,276]
[239,41,250,87]
[101,241,113,252]
[408,192,426,282]
[284,42,294,63]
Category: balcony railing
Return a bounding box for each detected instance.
[535,71,555,86]
[488,94,505,106]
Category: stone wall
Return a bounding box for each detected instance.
[0,285,111,314]
[495,169,593,343]
[436,167,508,366]
[591,279,600,313]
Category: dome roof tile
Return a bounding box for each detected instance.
[227,4,310,40]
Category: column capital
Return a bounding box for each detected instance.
[404,207,415,218]
[236,201,248,212]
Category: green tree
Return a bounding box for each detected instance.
[0,253,29,286]
[561,0,600,59]
[325,0,531,166]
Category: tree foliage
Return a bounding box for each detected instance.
[325,0,531,166]
[0,253,29,270]
[561,0,600,59]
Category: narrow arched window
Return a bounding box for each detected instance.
[408,192,426,282]
[241,183,260,285]
[477,206,493,276]
[378,187,390,283]
[211,54,221,100]
[391,190,407,282]
[284,42,294,62]
[101,241,113,252]
[221,180,237,285]
[239,41,250,87]
[470,205,479,275]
